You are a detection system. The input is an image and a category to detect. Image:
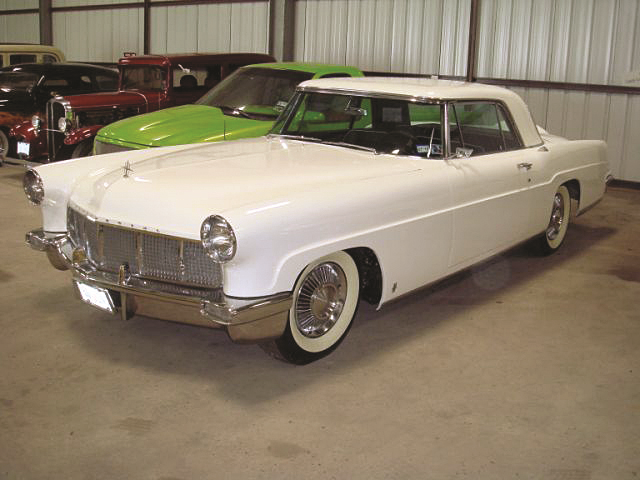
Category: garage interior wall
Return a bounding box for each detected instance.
[0,0,638,181]
[0,0,39,43]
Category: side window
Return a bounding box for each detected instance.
[172,67,207,90]
[408,103,443,158]
[10,54,37,64]
[95,74,118,91]
[449,102,519,157]
[43,54,58,64]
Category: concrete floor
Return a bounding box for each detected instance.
[0,162,638,479]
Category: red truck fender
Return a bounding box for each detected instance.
[10,120,40,142]
[64,126,104,146]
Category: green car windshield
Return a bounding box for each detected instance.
[196,67,313,120]
[271,91,444,158]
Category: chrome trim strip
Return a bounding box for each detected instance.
[297,86,444,104]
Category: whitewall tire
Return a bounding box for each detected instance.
[536,185,571,255]
[265,251,360,364]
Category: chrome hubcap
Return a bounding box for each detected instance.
[295,262,347,338]
[546,193,565,241]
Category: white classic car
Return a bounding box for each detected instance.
[24,77,610,364]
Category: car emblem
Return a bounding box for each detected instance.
[122,160,133,178]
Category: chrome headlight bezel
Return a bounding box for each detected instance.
[200,215,237,263]
[58,116,69,133]
[23,169,44,205]
[31,115,41,132]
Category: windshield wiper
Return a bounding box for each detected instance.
[320,141,378,154]
[217,105,252,119]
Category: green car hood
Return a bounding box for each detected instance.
[95,104,273,148]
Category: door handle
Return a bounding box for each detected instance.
[518,162,533,171]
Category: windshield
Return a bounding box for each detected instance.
[271,91,444,157]
[121,65,167,91]
[0,72,40,91]
[196,67,314,120]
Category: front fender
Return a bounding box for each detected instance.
[10,120,40,142]
[64,126,103,146]
[10,120,48,160]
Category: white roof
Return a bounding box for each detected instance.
[298,77,542,147]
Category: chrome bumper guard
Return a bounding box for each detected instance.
[26,229,291,343]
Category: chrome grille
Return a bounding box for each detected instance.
[68,208,221,288]
[94,139,136,156]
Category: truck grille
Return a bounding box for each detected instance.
[67,207,222,288]
[47,100,66,161]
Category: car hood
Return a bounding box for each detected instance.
[69,136,421,238]
[63,90,152,109]
[96,104,271,147]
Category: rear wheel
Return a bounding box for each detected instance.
[263,251,360,364]
[534,185,571,255]
[71,139,93,158]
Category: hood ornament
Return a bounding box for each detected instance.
[122,160,133,178]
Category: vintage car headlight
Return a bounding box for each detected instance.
[31,115,41,132]
[58,116,70,133]
[200,215,237,263]
[23,169,44,205]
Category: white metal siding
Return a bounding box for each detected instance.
[294,0,470,75]
[0,0,39,44]
[52,9,144,62]
[150,1,269,55]
[480,0,640,182]
[511,87,640,182]
[0,14,39,44]
[478,0,640,86]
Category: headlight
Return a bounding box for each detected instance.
[31,115,41,132]
[23,169,44,205]
[58,116,69,133]
[200,215,237,263]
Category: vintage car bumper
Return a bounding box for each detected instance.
[25,228,292,343]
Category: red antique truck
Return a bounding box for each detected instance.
[11,52,274,162]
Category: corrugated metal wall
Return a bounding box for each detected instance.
[477,0,640,181]
[52,0,144,62]
[49,0,269,62]
[150,1,269,55]
[0,0,39,44]
[294,0,470,76]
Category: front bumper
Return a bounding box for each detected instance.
[26,228,291,343]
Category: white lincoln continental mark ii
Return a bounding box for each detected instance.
[24,77,611,364]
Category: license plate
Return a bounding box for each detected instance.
[74,281,115,313]
[17,141,30,156]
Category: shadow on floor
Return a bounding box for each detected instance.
[61,221,616,405]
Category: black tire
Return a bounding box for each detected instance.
[262,251,360,364]
[71,139,94,158]
[0,129,8,166]
[534,185,571,255]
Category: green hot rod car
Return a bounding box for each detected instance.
[93,62,364,154]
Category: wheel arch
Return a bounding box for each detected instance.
[562,178,581,213]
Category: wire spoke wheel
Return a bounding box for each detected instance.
[263,251,360,364]
[295,262,347,338]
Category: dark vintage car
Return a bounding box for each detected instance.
[10,52,274,162]
[0,63,118,164]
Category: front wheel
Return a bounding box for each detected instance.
[71,139,94,158]
[534,185,571,255]
[263,251,360,364]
